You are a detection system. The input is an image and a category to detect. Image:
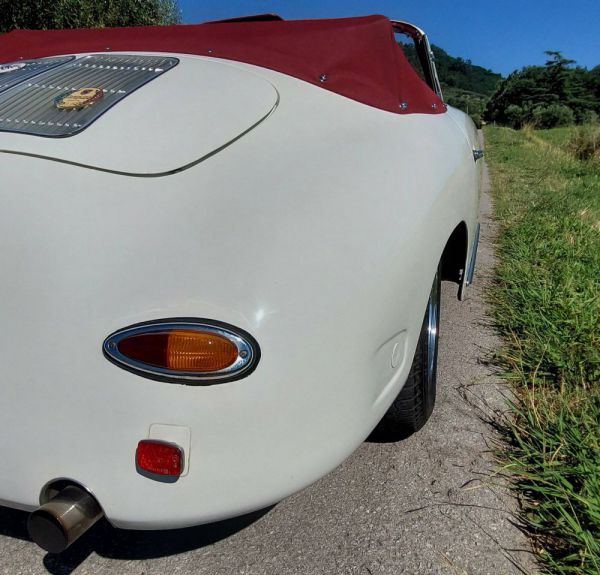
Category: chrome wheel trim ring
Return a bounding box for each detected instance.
[426,274,440,383]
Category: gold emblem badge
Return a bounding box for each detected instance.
[55,87,104,110]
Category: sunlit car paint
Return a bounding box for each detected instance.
[0,40,480,529]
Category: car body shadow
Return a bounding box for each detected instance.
[365,425,412,443]
[0,504,273,575]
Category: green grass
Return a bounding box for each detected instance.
[531,126,577,148]
[532,125,600,160]
[484,125,600,574]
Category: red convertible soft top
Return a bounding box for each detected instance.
[0,15,444,115]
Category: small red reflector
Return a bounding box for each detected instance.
[136,440,183,477]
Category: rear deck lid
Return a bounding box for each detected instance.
[0,54,278,175]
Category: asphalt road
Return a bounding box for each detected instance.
[0,165,536,575]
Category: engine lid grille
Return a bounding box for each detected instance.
[0,56,74,93]
[0,54,178,138]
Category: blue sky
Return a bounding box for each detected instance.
[179,1,600,76]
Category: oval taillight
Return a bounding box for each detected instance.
[103,320,259,384]
[118,330,239,372]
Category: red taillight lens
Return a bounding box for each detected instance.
[136,440,183,477]
[118,330,238,373]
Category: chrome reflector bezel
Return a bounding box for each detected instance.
[103,319,260,384]
[0,54,178,138]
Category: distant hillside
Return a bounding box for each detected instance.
[401,42,502,124]
[430,45,501,96]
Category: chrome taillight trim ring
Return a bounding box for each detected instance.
[103,318,260,385]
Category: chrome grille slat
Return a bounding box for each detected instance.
[0,54,178,137]
[0,57,74,93]
[2,80,59,119]
[0,84,38,119]
[43,64,101,92]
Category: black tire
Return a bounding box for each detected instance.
[379,263,441,438]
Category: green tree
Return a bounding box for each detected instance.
[531,103,575,128]
[504,104,526,129]
[0,0,180,33]
[484,51,599,128]
[544,51,576,101]
[590,66,600,100]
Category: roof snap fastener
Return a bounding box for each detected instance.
[319,74,328,83]
[399,102,409,110]
[207,48,214,54]
[431,103,438,109]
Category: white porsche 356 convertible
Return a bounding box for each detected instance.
[0,14,481,552]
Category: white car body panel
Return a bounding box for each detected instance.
[0,53,479,528]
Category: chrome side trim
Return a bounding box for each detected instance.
[103,319,260,384]
[466,223,480,286]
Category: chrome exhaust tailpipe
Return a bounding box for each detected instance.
[27,485,104,553]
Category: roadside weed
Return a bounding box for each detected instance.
[485,126,600,574]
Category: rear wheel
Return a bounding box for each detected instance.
[380,263,441,437]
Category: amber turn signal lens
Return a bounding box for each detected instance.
[118,330,239,373]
